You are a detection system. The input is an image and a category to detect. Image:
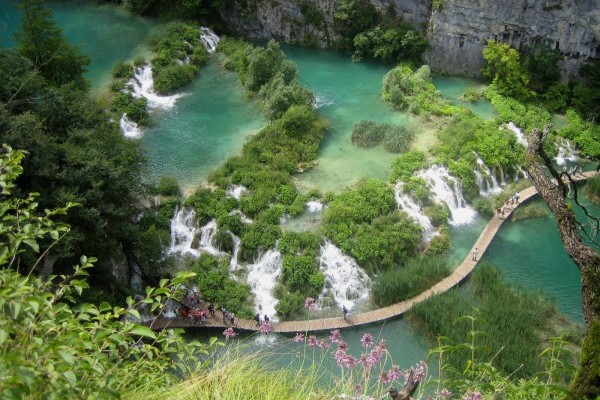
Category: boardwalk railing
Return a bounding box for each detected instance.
[145,171,597,334]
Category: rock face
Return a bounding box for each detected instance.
[425,0,600,78]
[219,0,599,78]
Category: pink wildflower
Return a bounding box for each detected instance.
[414,361,426,382]
[334,348,347,367]
[439,388,452,399]
[464,391,482,400]
[293,332,304,343]
[329,329,342,343]
[338,340,348,350]
[387,365,403,382]
[259,322,273,334]
[377,339,387,351]
[343,354,357,370]
[223,327,236,339]
[304,297,315,309]
[354,384,363,395]
[360,333,373,348]
[319,339,330,350]
[378,370,389,384]
[307,335,318,347]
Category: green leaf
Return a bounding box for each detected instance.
[127,309,141,320]
[60,350,75,365]
[0,329,7,346]
[63,370,76,387]
[130,325,157,339]
[28,300,40,314]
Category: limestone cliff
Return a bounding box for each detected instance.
[218,0,599,78]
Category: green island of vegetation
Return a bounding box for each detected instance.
[1,0,599,398]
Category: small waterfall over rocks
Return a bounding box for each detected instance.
[507,122,528,147]
[119,113,142,138]
[128,64,183,110]
[555,139,578,166]
[394,183,436,243]
[229,209,253,224]
[474,154,503,196]
[418,165,476,226]
[168,208,223,257]
[200,27,220,53]
[130,260,144,294]
[227,185,247,200]
[306,201,324,212]
[229,233,242,271]
[318,241,371,311]
[246,249,282,321]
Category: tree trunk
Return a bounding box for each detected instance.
[526,127,600,398]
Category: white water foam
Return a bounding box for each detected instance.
[394,183,436,243]
[313,94,334,109]
[227,185,247,200]
[168,208,224,257]
[119,113,142,138]
[229,233,241,271]
[474,154,502,196]
[507,122,528,147]
[306,201,324,212]
[318,241,371,311]
[246,249,282,321]
[128,64,182,109]
[418,165,476,226]
[229,209,253,224]
[200,27,220,53]
[555,139,578,166]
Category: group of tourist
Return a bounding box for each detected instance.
[172,289,236,326]
[496,192,520,219]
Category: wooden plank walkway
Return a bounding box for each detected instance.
[146,171,596,334]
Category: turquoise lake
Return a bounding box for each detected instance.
[1,0,593,370]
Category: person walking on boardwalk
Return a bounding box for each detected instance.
[342,305,348,321]
[254,313,261,327]
[472,247,478,261]
[229,312,235,326]
[264,314,270,324]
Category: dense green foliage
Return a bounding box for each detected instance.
[148,22,208,94]
[156,176,181,197]
[389,150,427,182]
[351,120,414,153]
[322,178,421,272]
[371,256,451,307]
[585,175,600,205]
[482,40,533,101]
[410,263,569,378]
[188,254,254,318]
[382,64,462,116]
[560,109,600,160]
[0,148,213,398]
[14,0,91,90]
[333,0,427,62]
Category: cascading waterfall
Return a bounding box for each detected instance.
[200,27,220,53]
[418,165,476,226]
[128,64,183,110]
[318,241,371,311]
[130,260,143,294]
[474,154,502,196]
[507,122,528,147]
[306,201,324,212]
[168,209,224,257]
[227,185,247,200]
[169,207,201,257]
[555,139,578,166]
[229,209,253,224]
[394,183,436,242]
[228,233,241,271]
[119,113,142,138]
[246,249,282,321]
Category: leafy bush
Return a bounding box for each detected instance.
[351,120,385,147]
[585,175,600,205]
[157,176,180,197]
[389,150,426,182]
[112,60,134,79]
[154,64,197,94]
[299,1,325,27]
[382,125,414,153]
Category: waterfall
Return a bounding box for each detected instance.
[515,165,528,181]
[474,154,502,196]
[555,139,578,166]
[318,241,371,311]
[306,201,324,212]
[313,94,334,109]
[169,207,201,257]
[130,260,143,294]
[498,166,507,186]
[394,183,436,243]
[227,185,247,200]
[198,219,224,256]
[200,27,220,53]
[229,209,253,224]
[507,122,528,147]
[246,249,282,321]
[229,233,241,271]
[418,165,476,226]
[128,64,182,109]
[119,113,142,138]
[168,209,223,257]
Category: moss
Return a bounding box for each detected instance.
[572,320,600,398]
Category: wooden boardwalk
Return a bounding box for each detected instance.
[146,171,596,334]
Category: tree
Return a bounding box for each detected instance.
[525,127,600,398]
[482,40,533,101]
[14,0,90,89]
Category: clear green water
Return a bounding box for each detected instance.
[432,76,496,120]
[3,1,591,370]
[141,57,265,191]
[1,0,156,92]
